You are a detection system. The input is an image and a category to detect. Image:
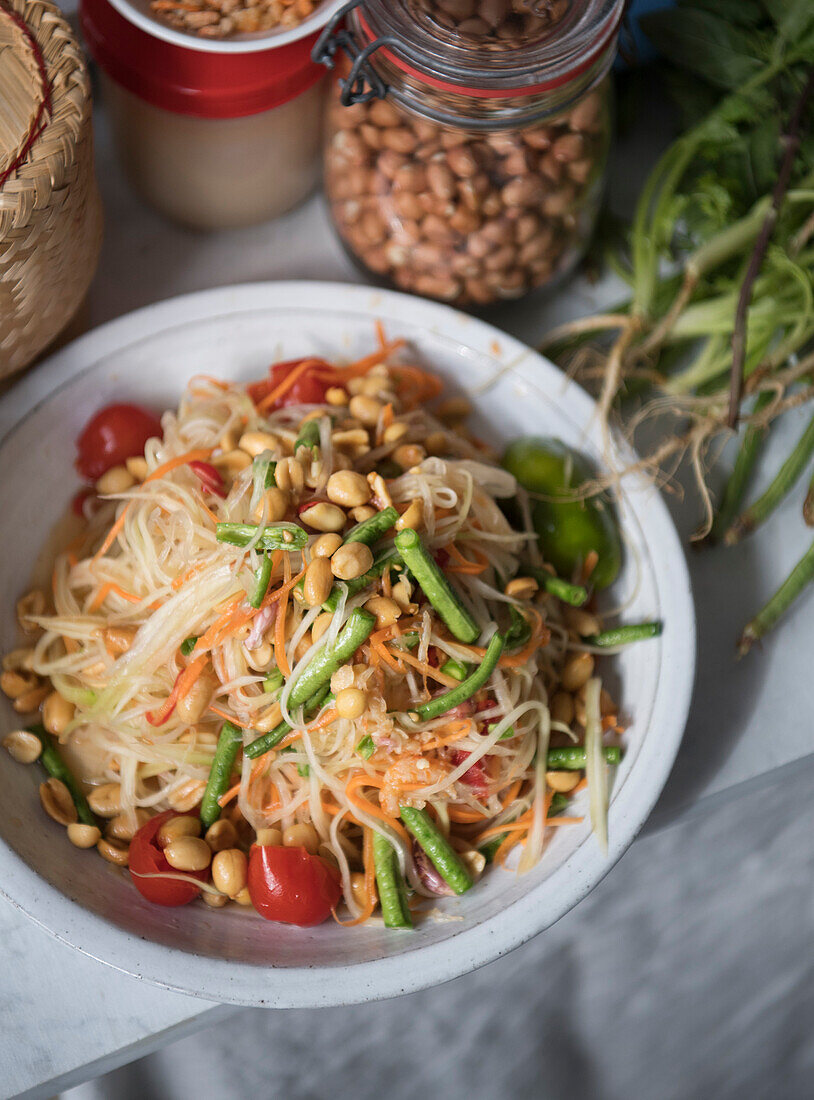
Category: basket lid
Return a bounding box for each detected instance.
[0,2,52,189]
[81,0,324,119]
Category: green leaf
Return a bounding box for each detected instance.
[678,0,765,30]
[641,10,764,90]
[180,636,198,656]
[757,0,814,41]
[356,735,375,760]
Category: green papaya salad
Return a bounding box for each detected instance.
[3,344,660,929]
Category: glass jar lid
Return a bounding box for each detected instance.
[315,0,624,116]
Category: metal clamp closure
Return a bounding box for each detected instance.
[312,0,393,106]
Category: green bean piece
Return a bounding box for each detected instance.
[323,549,403,612]
[29,725,98,827]
[709,391,773,543]
[244,686,333,760]
[356,735,375,759]
[288,608,376,709]
[527,567,588,607]
[586,622,663,647]
[739,538,814,656]
[248,554,272,609]
[216,522,307,551]
[200,721,243,828]
[294,418,321,455]
[505,605,532,651]
[263,669,284,694]
[413,633,504,722]
[399,806,473,895]
[394,528,479,643]
[440,658,469,681]
[725,410,814,544]
[546,745,622,770]
[265,462,278,488]
[372,831,413,929]
[343,506,399,546]
[180,635,198,657]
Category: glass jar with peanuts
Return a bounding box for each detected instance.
[316,0,623,306]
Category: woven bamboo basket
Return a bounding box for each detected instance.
[0,0,103,379]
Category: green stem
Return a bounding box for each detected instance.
[739,538,814,655]
[709,392,775,543]
[726,410,814,544]
[804,471,814,527]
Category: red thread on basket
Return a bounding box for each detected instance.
[0,0,53,190]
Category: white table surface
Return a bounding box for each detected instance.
[3,72,813,1100]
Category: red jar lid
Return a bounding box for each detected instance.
[80,0,323,119]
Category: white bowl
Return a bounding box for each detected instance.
[0,282,695,1007]
[107,0,344,53]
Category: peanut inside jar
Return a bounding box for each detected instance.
[404,0,571,48]
[324,79,610,307]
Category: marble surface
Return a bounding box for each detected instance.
[3,68,813,1100]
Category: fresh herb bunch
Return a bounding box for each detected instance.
[542,0,814,653]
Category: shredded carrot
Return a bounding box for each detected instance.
[497,781,522,810]
[373,641,406,675]
[276,731,302,750]
[256,358,325,412]
[546,816,584,826]
[89,581,142,613]
[344,773,409,843]
[145,653,208,726]
[192,594,243,653]
[387,647,460,686]
[446,543,489,576]
[376,402,394,446]
[311,707,338,731]
[447,806,490,823]
[375,319,387,348]
[218,781,241,809]
[262,780,281,815]
[208,705,252,729]
[94,448,213,561]
[341,340,406,380]
[422,719,474,751]
[582,550,599,584]
[172,562,207,591]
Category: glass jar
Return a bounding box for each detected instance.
[81,0,326,230]
[318,0,623,306]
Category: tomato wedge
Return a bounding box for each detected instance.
[248,844,341,926]
[129,810,208,907]
[247,359,332,410]
[451,749,490,796]
[76,403,163,480]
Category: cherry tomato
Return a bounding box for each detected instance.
[129,810,208,907]
[247,359,330,411]
[189,460,226,499]
[248,844,341,926]
[76,403,163,480]
[451,749,490,796]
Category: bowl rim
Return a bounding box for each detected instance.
[0,281,696,1007]
[105,0,344,53]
